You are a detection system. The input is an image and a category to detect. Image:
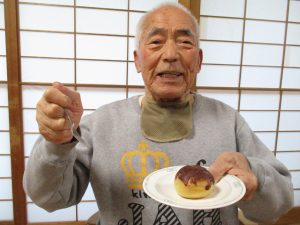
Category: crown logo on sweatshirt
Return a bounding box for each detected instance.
[120,141,169,189]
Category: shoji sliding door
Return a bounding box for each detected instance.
[197,0,300,206]
[19,0,177,223]
[0,0,14,222]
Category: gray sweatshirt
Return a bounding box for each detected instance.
[23,94,293,225]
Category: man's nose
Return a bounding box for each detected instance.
[162,41,179,62]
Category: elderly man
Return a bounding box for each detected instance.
[24,3,293,225]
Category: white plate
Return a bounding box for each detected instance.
[143,166,246,210]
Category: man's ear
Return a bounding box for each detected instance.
[197,49,203,73]
[134,50,141,73]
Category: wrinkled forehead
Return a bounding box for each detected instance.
[141,6,197,37]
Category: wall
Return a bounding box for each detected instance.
[197,0,300,207]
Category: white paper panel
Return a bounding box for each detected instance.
[200,41,241,64]
[0,156,11,177]
[197,65,240,87]
[24,134,40,157]
[0,31,6,55]
[128,37,135,61]
[77,60,126,85]
[295,190,300,206]
[21,32,74,58]
[129,12,145,37]
[246,0,287,21]
[0,201,13,221]
[255,132,276,150]
[276,152,300,170]
[128,88,145,98]
[0,57,7,81]
[78,87,126,109]
[200,0,245,17]
[279,112,300,130]
[22,58,74,83]
[291,171,300,188]
[197,90,239,109]
[240,111,278,131]
[277,132,300,151]
[281,92,300,110]
[243,44,283,66]
[241,66,281,88]
[23,109,39,133]
[287,23,300,45]
[20,4,73,32]
[77,202,98,221]
[289,0,300,22]
[240,91,279,110]
[81,183,96,201]
[27,204,76,222]
[130,0,178,11]
[285,46,300,67]
[0,4,4,29]
[282,68,300,89]
[19,0,74,5]
[0,108,9,130]
[82,109,95,118]
[128,62,144,86]
[22,86,47,108]
[0,179,12,199]
[26,191,32,202]
[76,0,127,9]
[76,35,127,60]
[0,84,8,106]
[0,132,10,154]
[77,9,127,35]
[200,17,243,42]
[244,20,285,44]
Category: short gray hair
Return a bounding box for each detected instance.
[135,2,199,49]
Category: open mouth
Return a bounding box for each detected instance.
[157,71,183,78]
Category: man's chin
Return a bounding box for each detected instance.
[150,91,187,102]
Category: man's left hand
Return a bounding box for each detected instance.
[208,152,258,201]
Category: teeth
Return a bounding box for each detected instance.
[159,72,181,77]
[161,74,178,78]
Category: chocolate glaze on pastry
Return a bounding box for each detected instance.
[176,165,214,189]
[174,165,215,199]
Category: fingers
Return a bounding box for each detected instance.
[37,99,64,118]
[228,168,258,201]
[209,152,258,201]
[37,108,69,131]
[38,121,73,145]
[208,164,230,183]
[209,152,252,181]
[43,86,72,109]
[36,102,73,143]
[53,82,77,101]
[52,82,83,127]
[36,82,83,144]
[52,82,82,111]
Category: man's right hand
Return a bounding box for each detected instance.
[36,82,83,144]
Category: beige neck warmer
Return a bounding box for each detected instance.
[140,94,194,142]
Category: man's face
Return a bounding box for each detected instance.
[134,7,202,102]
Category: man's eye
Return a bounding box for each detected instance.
[150,40,162,44]
[179,40,193,45]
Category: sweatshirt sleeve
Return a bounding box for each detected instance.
[23,116,92,212]
[235,114,294,223]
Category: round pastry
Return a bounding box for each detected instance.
[174,165,215,199]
